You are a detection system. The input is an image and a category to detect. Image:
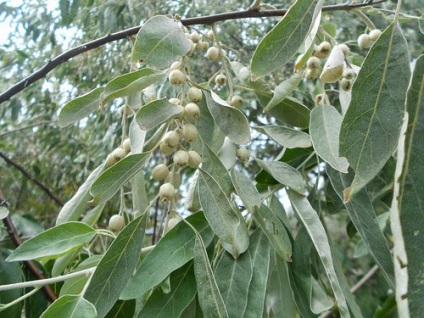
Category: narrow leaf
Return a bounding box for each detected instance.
[138,262,197,318]
[90,153,150,205]
[264,73,303,112]
[268,97,310,129]
[194,234,229,318]
[105,300,135,318]
[136,98,183,131]
[131,15,192,67]
[120,212,213,300]
[6,222,96,262]
[253,125,311,149]
[205,91,251,145]
[310,105,349,173]
[215,250,253,317]
[58,87,103,128]
[101,68,164,106]
[255,159,307,194]
[198,169,249,258]
[391,54,424,316]
[40,295,96,318]
[251,0,323,77]
[288,191,350,318]
[339,23,411,199]
[84,213,146,318]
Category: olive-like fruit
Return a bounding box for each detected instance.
[108,214,125,232]
[152,164,170,181]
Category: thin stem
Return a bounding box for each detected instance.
[0,121,53,137]
[0,0,388,104]
[352,10,376,30]
[0,268,95,292]
[0,286,42,311]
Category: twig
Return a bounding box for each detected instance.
[0,0,388,104]
[0,151,63,206]
[0,187,58,302]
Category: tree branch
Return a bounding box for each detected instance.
[0,0,388,104]
[0,151,63,206]
[0,188,58,302]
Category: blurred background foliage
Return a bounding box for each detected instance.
[0,0,422,316]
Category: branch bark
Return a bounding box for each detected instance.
[0,0,387,104]
[0,151,63,206]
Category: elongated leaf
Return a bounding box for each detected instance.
[120,212,213,299]
[202,142,233,196]
[255,158,307,194]
[138,262,196,317]
[231,169,292,261]
[6,222,95,262]
[244,230,271,318]
[58,87,103,128]
[288,191,350,318]
[391,54,424,317]
[269,97,310,129]
[84,213,146,318]
[264,73,303,112]
[136,98,183,131]
[40,295,96,318]
[339,23,411,200]
[310,105,349,173]
[251,0,323,77]
[90,152,150,205]
[205,91,251,145]
[105,300,135,318]
[194,234,229,318]
[215,250,253,317]
[198,169,249,258]
[56,165,104,225]
[101,68,164,106]
[0,251,23,317]
[131,15,192,67]
[253,125,311,149]
[327,167,394,287]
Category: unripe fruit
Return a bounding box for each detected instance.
[122,138,131,154]
[188,87,203,102]
[190,31,201,43]
[195,41,209,51]
[369,29,382,41]
[239,67,250,81]
[340,78,352,91]
[338,44,350,57]
[173,150,189,167]
[167,217,181,231]
[207,30,214,40]
[120,105,132,117]
[108,214,125,232]
[112,147,127,162]
[170,61,182,70]
[229,95,243,108]
[357,34,371,49]
[175,105,185,120]
[106,154,118,167]
[305,68,320,80]
[152,163,169,181]
[165,172,181,187]
[185,102,201,120]
[188,150,202,168]
[159,183,175,202]
[315,93,324,106]
[342,68,356,80]
[182,124,199,142]
[215,74,227,86]
[306,56,321,69]
[160,142,175,155]
[168,69,185,85]
[206,46,220,61]
[318,41,331,57]
[163,131,180,148]
[169,98,182,105]
[236,147,250,165]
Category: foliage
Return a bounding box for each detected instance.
[0,0,423,317]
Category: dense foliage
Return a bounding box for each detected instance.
[0,0,423,317]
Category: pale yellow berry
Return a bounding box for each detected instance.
[357,34,371,49]
[170,61,182,70]
[215,74,227,86]
[306,56,321,69]
[182,124,199,142]
[111,147,127,162]
[122,138,131,154]
[159,183,175,202]
[195,41,209,51]
[173,150,189,168]
[340,78,353,91]
[313,41,331,59]
[369,29,382,41]
[315,94,324,106]
[305,68,320,80]
[160,142,175,155]
[236,147,250,165]
[188,87,203,103]
[229,95,243,108]
[169,98,182,105]
[207,30,214,40]
[163,131,180,148]
[343,68,356,80]
[120,105,132,117]
[338,44,350,57]
[152,164,169,181]
[185,103,201,120]
[206,46,220,61]
[190,31,201,43]
[168,69,185,85]
[188,150,202,168]
[108,214,125,232]
[106,154,118,167]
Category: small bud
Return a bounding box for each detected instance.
[152,164,169,181]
